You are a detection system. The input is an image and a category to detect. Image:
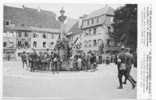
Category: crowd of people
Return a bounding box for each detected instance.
[20,49,98,72]
[71,51,97,71]
[21,47,137,89]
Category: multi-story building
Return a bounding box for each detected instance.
[80,5,114,53]
[3,29,17,60]
[30,28,60,52]
[3,5,61,59]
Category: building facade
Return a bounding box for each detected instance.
[30,28,60,52]
[3,29,17,60]
[3,5,61,59]
[80,5,114,53]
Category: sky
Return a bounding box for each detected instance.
[4,3,124,19]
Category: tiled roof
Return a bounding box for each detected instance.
[64,18,78,33]
[67,22,82,36]
[4,26,60,33]
[83,5,114,19]
[4,5,61,29]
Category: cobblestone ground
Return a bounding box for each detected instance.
[3,60,137,100]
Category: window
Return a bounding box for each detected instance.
[25,42,29,48]
[98,39,102,45]
[33,41,37,48]
[33,33,37,38]
[88,40,92,47]
[84,40,87,47]
[82,20,84,27]
[107,39,110,46]
[93,40,97,46]
[89,29,92,35]
[18,33,21,37]
[17,41,21,48]
[51,42,54,45]
[25,32,28,37]
[97,17,99,23]
[87,20,89,25]
[84,30,88,36]
[6,21,9,25]
[22,32,25,36]
[93,28,96,35]
[91,18,94,24]
[43,42,46,48]
[108,26,111,31]
[4,20,11,26]
[3,42,7,47]
[110,17,113,23]
[43,33,46,39]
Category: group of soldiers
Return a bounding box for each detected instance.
[20,49,98,72]
[20,47,136,89]
[21,49,61,73]
[71,51,97,71]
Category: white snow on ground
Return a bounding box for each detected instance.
[3,61,137,100]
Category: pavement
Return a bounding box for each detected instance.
[2,60,137,100]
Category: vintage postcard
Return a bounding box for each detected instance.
[1,1,153,100]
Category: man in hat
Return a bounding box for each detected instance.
[29,49,38,71]
[21,51,28,69]
[123,48,136,85]
[117,47,136,89]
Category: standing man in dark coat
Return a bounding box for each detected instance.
[117,48,136,89]
[123,49,136,85]
[21,51,28,69]
[29,49,38,72]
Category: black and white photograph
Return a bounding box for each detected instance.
[2,3,138,100]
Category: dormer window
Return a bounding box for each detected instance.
[87,20,89,25]
[24,32,28,37]
[33,33,37,38]
[43,33,46,38]
[97,17,99,23]
[4,20,11,26]
[91,18,94,24]
[43,42,46,48]
[3,42,7,47]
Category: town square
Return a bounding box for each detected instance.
[3,3,137,99]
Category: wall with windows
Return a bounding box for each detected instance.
[80,7,114,53]
[31,32,59,51]
[3,31,17,60]
[81,14,114,29]
[3,31,16,49]
[80,25,109,52]
[16,31,31,49]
